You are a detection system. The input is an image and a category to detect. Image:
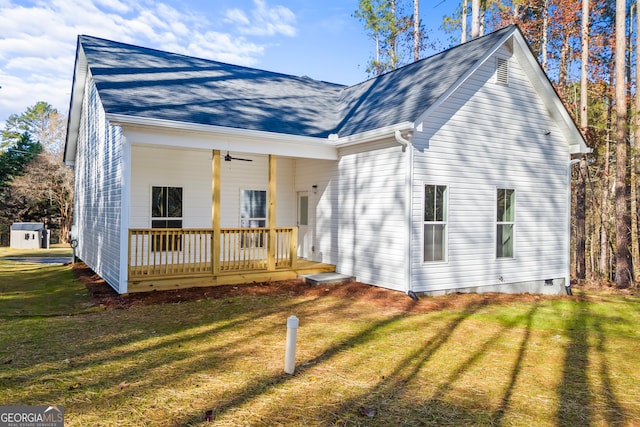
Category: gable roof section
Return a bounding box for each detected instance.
[335,26,514,137]
[64,25,588,163]
[78,36,345,138]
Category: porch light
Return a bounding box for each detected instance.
[312,185,318,194]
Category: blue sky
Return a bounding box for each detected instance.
[0,0,459,128]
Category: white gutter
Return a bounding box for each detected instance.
[106,113,331,145]
[333,121,415,147]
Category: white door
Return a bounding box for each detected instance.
[297,192,310,258]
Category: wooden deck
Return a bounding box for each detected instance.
[127,259,335,293]
[126,227,335,293]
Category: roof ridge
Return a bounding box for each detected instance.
[341,24,517,90]
[78,34,346,88]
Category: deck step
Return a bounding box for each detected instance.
[302,272,355,286]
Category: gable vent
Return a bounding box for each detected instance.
[496,57,509,86]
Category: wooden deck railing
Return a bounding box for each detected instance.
[128,227,297,279]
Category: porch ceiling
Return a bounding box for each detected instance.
[115,115,338,160]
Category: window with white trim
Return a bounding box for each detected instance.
[151,186,183,251]
[240,189,267,247]
[424,184,447,262]
[496,188,515,258]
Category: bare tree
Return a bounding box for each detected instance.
[8,152,74,243]
[614,0,633,288]
[576,0,589,280]
[636,0,640,284]
[461,0,468,42]
[471,0,480,38]
[413,0,420,61]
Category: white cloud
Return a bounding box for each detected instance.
[186,32,264,66]
[0,0,294,125]
[94,0,131,14]
[226,0,297,37]
[225,8,251,27]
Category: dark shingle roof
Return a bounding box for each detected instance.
[79,26,514,138]
[11,223,45,231]
[336,25,513,136]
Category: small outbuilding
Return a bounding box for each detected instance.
[10,223,49,250]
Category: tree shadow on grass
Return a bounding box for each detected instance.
[556,296,593,426]
[176,312,412,425]
[491,303,538,426]
[200,301,486,425]
[3,293,355,407]
[288,298,492,426]
[593,317,626,426]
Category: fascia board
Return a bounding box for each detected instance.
[333,121,416,147]
[63,40,87,166]
[511,32,591,155]
[413,28,517,126]
[112,116,338,160]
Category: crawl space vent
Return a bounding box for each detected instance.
[496,57,509,86]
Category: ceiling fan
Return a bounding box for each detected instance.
[224,151,253,162]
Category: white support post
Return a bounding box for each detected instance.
[284,315,299,375]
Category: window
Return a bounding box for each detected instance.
[151,186,183,251]
[241,189,267,247]
[424,185,447,262]
[496,188,515,258]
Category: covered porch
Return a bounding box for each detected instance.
[125,150,335,293]
[127,227,335,293]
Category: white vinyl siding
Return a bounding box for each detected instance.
[296,141,407,291]
[130,147,211,229]
[410,45,570,292]
[130,148,296,230]
[294,158,339,264]
[73,76,124,292]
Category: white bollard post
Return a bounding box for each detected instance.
[284,315,299,375]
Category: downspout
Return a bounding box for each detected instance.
[566,158,581,295]
[395,130,410,152]
[396,130,418,299]
[119,134,132,294]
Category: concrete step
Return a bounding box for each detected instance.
[302,272,355,286]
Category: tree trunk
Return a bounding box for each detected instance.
[600,59,615,278]
[390,0,398,69]
[461,0,468,43]
[542,0,549,72]
[576,0,589,280]
[558,33,570,95]
[636,0,640,286]
[480,0,486,36]
[615,0,633,288]
[413,0,419,62]
[471,0,480,39]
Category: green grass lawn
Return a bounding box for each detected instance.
[1,249,639,426]
[0,246,94,317]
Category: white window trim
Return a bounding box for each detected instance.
[239,188,268,228]
[423,183,449,264]
[496,187,516,260]
[149,184,184,228]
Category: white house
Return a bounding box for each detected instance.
[64,25,589,295]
